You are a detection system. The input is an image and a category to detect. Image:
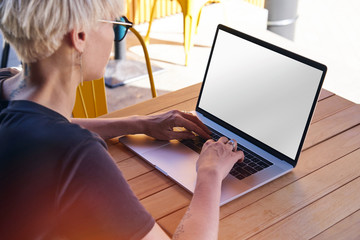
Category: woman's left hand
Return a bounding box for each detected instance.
[143,110,212,140]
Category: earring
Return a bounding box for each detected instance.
[79,53,83,86]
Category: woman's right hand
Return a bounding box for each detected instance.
[196,137,245,181]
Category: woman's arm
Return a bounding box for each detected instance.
[143,137,244,240]
[142,172,222,240]
[71,115,147,140]
[72,110,211,140]
[75,111,242,239]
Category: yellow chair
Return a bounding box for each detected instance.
[72,27,157,118]
[244,0,265,8]
[73,78,108,118]
[144,0,215,66]
[245,0,265,8]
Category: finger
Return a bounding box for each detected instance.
[180,111,212,137]
[225,140,235,151]
[175,117,211,140]
[226,139,237,152]
[233,150,245,162]
[217,136,229,144]
[169,131,196,140]
[203,138,215,147]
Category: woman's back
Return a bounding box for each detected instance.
[0,74,154,239]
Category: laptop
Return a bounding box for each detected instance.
[119,24,327,206]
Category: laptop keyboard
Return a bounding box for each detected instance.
[180,127,273,180]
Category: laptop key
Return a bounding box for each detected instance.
[258,161,271,168]
[230,169,239,176]
[248,162,257,167]
[182,125,273,180]
[244,158,251,164]
[262,158,273,165]
[235,174,245,180]
[244,166,257,174]
[240,169,251,177]
[236,162,247,168]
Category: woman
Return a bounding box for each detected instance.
[0,0,244,239]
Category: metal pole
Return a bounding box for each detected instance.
[114,40,126,60]
[265,0,299,40]
[113,24,126,60]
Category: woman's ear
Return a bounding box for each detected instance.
[69,29,86,52]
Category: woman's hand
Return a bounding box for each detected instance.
[72,110,211,140]
[143,110,211,140]
[197,137,245,181]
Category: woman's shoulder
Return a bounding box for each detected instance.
[2,101,106,152]
[42,117,107,150]
[0,67,21,100]
[0,67,21,81]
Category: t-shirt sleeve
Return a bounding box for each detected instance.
[55,139,155,240]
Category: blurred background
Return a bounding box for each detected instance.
[1,0,359,113]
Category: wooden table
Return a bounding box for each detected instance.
[102,83,360,239]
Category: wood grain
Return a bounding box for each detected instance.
[219,148,360,239]
[140,185,192,219]
[101,83,202,118]
[303,104,360,150]
[249,175,360,240]
[312,209,360,240]
[128,170,174,200]
[115,155,153,181]
[318,88,334,101]
[311,94,355,123]
[107,143,135,163]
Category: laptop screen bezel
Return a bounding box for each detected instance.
[195,24,327,167]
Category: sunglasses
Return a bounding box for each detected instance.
[98,16,133,41]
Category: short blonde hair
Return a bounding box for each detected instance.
[0,0,123,63]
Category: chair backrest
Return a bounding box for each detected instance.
[72,77,108,118]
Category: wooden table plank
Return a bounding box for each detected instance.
[318,88,334,101]
[218,148,360,240]
[157,125,360,235]
[108,143,135,162]
[140,185,192,220]
[220,124,360,218]
[312,209,360,240]
[303,104,360,150]
[128,170,174,200]
[155,98,198,113]
[311,94,355,123]
[101,83,202,118]
[115,156,153,181]
[248,176,360,240]
[157,207,188,236]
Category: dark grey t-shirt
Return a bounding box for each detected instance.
[0,73,155,239]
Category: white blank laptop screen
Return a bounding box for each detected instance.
[198,29,324,160]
